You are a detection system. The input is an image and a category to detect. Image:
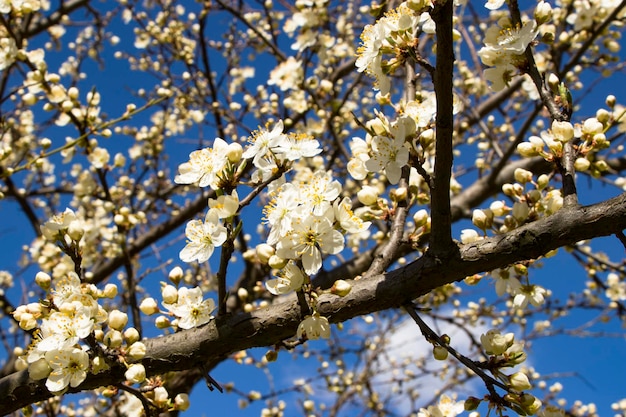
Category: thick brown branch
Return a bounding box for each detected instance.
[3,192,626,415]
[429,0,455,254]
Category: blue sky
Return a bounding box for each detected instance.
[1,1,626,416]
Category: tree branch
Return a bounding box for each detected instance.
[429,0,455,254]
[3,192,626,415]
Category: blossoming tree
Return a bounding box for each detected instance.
[1,0,626,416]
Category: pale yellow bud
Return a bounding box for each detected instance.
[125,363,146,384]
[357,186,379,206]
[168,266,184,285]
[582,118,604,136]
[574,158,590,171]
[256,243,275,264]
[127,342,147,361]
[226,142,243,163]
[139,297,159,315]
[104,329,123,348]
[124,327,140,344]
[108,310,128,331]
[514,168,533,184]
[103,283,118,298]
[174,393,190,411]
[162,284,178,304]
[509,372,532,391]
[433,345,449,360]
[413,209,429,227]
[155,315,171,329]
[28,358,51,380]
[535,0,552,24]
[268,255,288,269]
[35,271,51,290]
[551,120,574,142]
[331,280,352,297]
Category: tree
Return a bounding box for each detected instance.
[0,0,625,415]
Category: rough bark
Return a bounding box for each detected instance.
[1,192,625,416]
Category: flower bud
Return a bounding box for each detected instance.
[509,372,532,391]
[582,117,604,136]
[390,186,407,202]
[464,396,481,411]
[125,363,146,384]
[520,393,542,415]
[35,271,51,290]
[153,386,169,406]
[517,142,540,157]
[226,142,243,163]
[127,342,147,361]
[67,222,84,241]
[139,297,159,315]
[357,186,379,206]
[480,329,514,355]
[104,330,123,348]
[162,284,178,304]
[552,121,575,142]
[124,327,140,344]
[514,168,533,184]
[256,243,275,264]
[460,229,480,244]
[472,209,492,230]
[513,202,530,223]
[103,283,118,298]
[574,157,590,171]
[413,209,429,227]
[174,393,190,411]
[28,358,51,380]
[606,95,616,107]
[534,0,552,24]
[155,315,171,329]
[268,255,288,269]
[433,345,448,360]
[108,310,128,331]
[168,266,184,285]
[331,280,352,297]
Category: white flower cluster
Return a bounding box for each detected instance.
[355,3,424,95]
[478,17,539,91]
[175,120,369,340]
[12,209,151,394]
[479,329,547,415]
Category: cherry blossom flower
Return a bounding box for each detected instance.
[0,36,17,71]
[162,286,215,329]
[208,191,239,219]
[480,329,515,355]
[297,313,330,340]
[605,273,626,301]
[273,132,322,162]
[179,210,227,263]
[265,262,306,295]
[174,138,230,190]
[300,170,342,216]
[268,57,304,91]
[44,347,90,393]
[417,394,465,417]
[365,135,410,184]
[333,197,371,234]
[264,183,302,245]
[243,120,288,166]
[277,215,344,275]
[41,208,79,240]
[513,284,547,308]
[35,306,94,352]
[491,267,522,297]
